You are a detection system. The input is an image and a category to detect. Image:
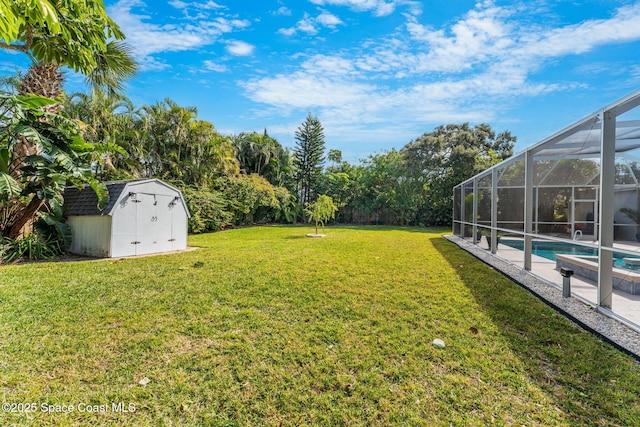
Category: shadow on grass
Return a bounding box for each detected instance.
[269,224,441,238]
[325,224,444,234]
[283,235,307,240]
[430,236,640,424]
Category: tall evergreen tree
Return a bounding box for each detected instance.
[293,113,325,206]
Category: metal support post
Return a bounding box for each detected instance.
[560,268,573,298]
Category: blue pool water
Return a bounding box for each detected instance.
[499,239,640,269]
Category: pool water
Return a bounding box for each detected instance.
[499,239,640,269]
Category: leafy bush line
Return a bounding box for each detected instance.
[181,175,298,234]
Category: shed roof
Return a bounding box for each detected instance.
[64,179,188,217]
[63,181,129,216]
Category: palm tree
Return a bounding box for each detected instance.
[85,41,137,96]
[210,134,240,178]
[4,2,137,177]
[4,0,137,100]
[135,99,241,186]
[233,131,286,178]
[18,40,137,106]
[233,133,257,174]
[65,90,140,179]
[137,99,197,179]
[0,2,137,241]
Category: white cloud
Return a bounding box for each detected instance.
[226,40,255,56]
[278,11,344,36]
[240,1,640,143]
[309,0,397,17]
[108,0,249,70]
[203,60,228,72]
[512,4,640,59]
[136,56,172,72]
[302,54,358,76]
[241,67,491,148]
[404,3,514,73]
[201,1,225,10]
[316,12,343,28]
[169,0,188,9]
[277,27,297,36]
[211,17,251,33]
[308,0,422,17]
[274,6,292,16]
[243,73,374,110]
[242,52,456,124]
[170,0,224,10]
[297,13,319,34]
[402,2,640,78]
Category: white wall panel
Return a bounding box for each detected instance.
[68,216,111,257]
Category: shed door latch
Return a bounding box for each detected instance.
[131,241,140,245]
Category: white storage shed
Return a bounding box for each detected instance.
[63,179,190,258]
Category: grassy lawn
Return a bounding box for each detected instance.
[1,226,640,426]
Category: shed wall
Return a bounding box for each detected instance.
[171,203,188,251]
[68,216,112,257]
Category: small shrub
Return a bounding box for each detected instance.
[0,232,63,263]
[305,194,338,234]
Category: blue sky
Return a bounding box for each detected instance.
[4,0,640,162]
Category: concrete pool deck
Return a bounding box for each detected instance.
[446,235,640,358]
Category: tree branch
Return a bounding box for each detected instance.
[0,26,34,53]
[0,42,29,53]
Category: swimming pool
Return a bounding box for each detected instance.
[499,239,640,269]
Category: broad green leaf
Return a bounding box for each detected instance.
[30,0,62,34]
[94,142,127,156]
[16,94,58,109]
[0,0,23,41]
[0,171,21,200]
[85,178,109,211]
[47,172,67,190]
[14,125,46,148]
[68,137,93,152]
[55,222,73,250]
[49,146,82,177]
[0,147,9,173]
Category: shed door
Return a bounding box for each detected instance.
[111,193,138,257]
[135,193,174,255]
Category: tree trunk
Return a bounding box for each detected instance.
[9,61,64,181]
[5,196,45,240]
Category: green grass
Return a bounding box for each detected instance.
[1,225,640,426]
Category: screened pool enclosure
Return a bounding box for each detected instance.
[453,90,640,328]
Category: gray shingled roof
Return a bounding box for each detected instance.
[63,181,129,216]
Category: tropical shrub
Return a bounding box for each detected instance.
[182,186,232,234]
[273,186,298,223]
[221,174,280,225]
[0,92,107,262]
